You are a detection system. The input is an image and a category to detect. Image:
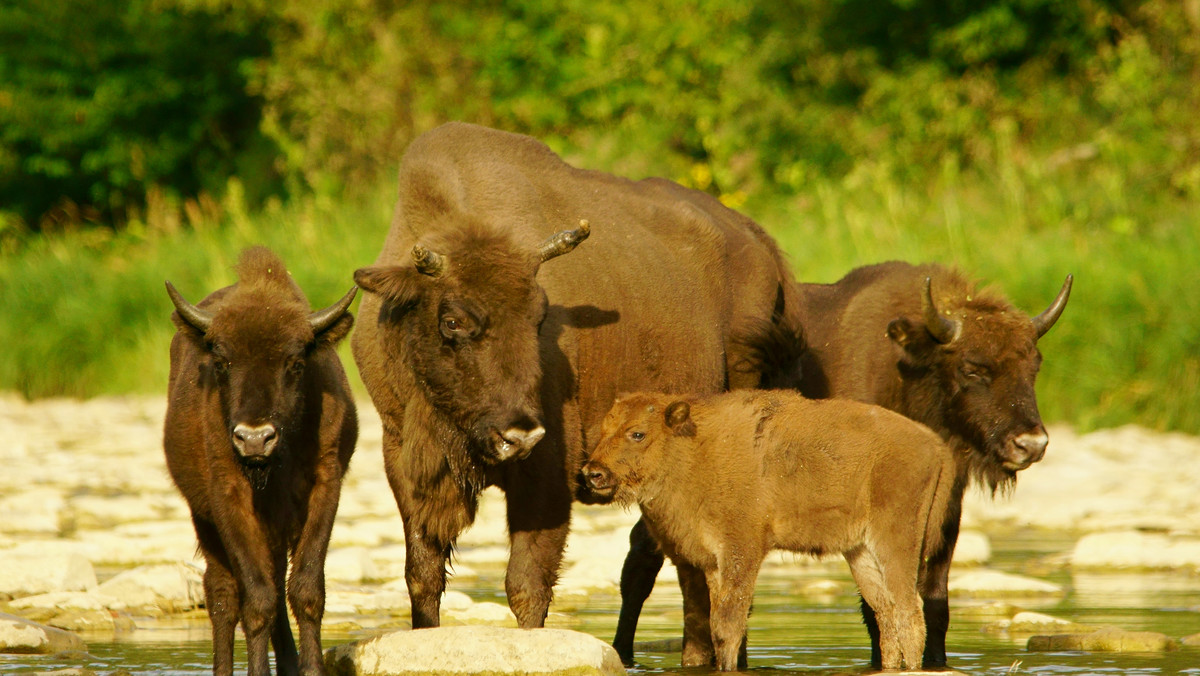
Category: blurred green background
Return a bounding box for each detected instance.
[1,0,1197,433]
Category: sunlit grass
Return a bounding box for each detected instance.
[2,157,1197,434]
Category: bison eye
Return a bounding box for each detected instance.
[213,358,230,375]
[629,431,645,442]
[960,362,993,385]
[287,357,305,376]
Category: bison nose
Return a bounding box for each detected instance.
[1011,431,1048,467]
[492,414,546,461]
[583,463,612,491]
[232,423,278,460]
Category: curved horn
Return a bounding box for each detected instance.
[1032,273,1073,338]
[538,219,591,263]
[308,286,358,335]
[922,277,960,344]
[411,244,447,277]
[165,281,213,333]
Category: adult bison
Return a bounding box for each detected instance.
[351,121,800,630]
[164,247,358,676]
[615,260,1072,668]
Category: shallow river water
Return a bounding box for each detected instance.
[5,530,1199,675]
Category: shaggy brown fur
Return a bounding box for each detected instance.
[163,247,357,676]
[615,260,1072,668]
[583,391,955,671]
[351,122,801,631]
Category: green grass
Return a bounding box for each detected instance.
[2,160,1197,435]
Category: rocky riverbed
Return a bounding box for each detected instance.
[2,394,1199,673]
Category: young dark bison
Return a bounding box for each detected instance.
[163,247,358,676]
[615,261,1072,668]
[582,390,955,672]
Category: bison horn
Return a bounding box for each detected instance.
[411,244,447,277]
[1032,273,1073,338]
[309,286,358,335]
[538,219,591,263]
[165,281,213,333]
[922,277,960,344]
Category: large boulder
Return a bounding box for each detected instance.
[0,612,86,654]
[324,626,625,676]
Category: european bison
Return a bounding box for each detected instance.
[582,390,955,671]
[615,260,1072,668]
[163,247,358,676]
[351,121,800,630]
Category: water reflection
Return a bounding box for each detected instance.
[4,532,1199,675]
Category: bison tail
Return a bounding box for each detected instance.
[733,317,807,391]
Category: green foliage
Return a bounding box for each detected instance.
[0,0,274,228]
[1,0,1199,435]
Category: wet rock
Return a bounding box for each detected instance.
[1071,530,1200,571]
[0,611,86,654]
[985,610,1091,635]
[326,547,382,583]
[325,586,411,616]
[46,608,137,635]
[1027,627,1179,652]
[1182,632,1200,646]
[324,626,625,676]
[949,569,1064,598]
[0,551,96,596]
[8,590,125,614]
[95,562,204,614]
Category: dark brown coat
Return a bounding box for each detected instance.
[163,247,357,676]
[583,391,955,671]
[790,261,1070,666]
[351,122,800,629]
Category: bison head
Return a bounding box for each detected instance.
[166,248,356,484]
[582,392,692,505]
[355,217,589,464]
[885,273,1072,490]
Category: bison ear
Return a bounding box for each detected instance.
[664,401,696,437]
[314,312,354,349]
[886,318,916,348]
[354,265,424,309]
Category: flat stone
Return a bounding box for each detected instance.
[1027,627,1179,652]
[95,562,204,614]
[8,590,125,612]
[0,488,65,535]
[323,626,625,676]
[0,611,87,654]
[1071,530,1200,571]
[0,551,96,596]
[985,610,1092,634]
[949,569,1064,598]
[1182,632,1200,646]
[46,608,137,635]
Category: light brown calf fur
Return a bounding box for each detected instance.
[582,390,955,671]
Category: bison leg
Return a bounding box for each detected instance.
[287,454,347,675]
[707,555,760,672]
[846,546,902,670]
[195,520,240,676]
[613,518,664,665]
[920,500,961,668]
[271,592,299,676]
[504,485,570,628]
[675,561,714,667]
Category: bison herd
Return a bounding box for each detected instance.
[163,122,1071,675]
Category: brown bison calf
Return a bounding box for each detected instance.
[583,391,954,672]
[164,247,358,676]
